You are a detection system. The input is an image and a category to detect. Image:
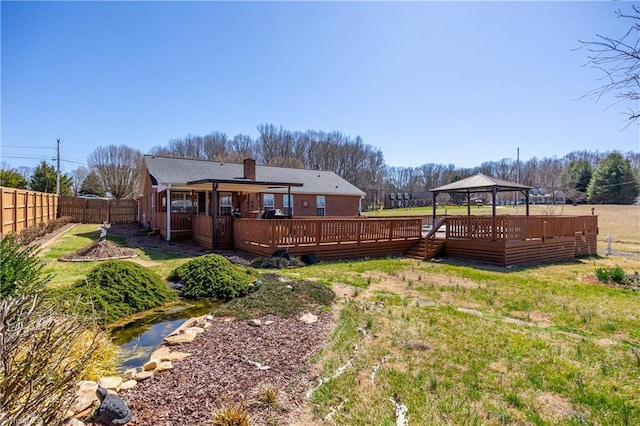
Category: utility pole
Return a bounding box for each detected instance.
[56,138,61,196]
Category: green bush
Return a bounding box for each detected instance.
[610,266,626,284]
[0,234,51,299]
[595,267,611,283]
[64,260,176,323]
[169,254,258,300]
[249,256,305,269]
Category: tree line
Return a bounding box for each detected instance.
[1,124,639,206]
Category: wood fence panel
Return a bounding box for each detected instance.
[0,187,58,235]
[58,196,137,224]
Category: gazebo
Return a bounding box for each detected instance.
[429,173,533,223]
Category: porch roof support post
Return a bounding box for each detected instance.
[212,182,218,250]
[432,191,437,225]
[525,191,530,216]
[166,186,171,241]
[466,190,471,216]
[287,186,292,218]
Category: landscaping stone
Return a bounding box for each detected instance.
[155,361,174,372]
[248,319,262,327]
[150,346,171,360]
[300,312,318,324]
[118,380,137,391]
[70,392,97,414]
[143,359,158,371]
[184,326,205,335]
[134,371,154,381]
[160,351,191,362]
[122,368,137,381]
[164,332,197,345]
[98,376,123,391]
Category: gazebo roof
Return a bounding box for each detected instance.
[430,173,532,193]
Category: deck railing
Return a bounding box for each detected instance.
[234,217,422,251]
[444,215,597,241]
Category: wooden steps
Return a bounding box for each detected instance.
[406,238,445,260]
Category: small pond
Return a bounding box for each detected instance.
[110,299,222,373]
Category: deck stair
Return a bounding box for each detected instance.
[406,217,447,260]
[406,238,445,260]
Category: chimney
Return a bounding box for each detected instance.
[243,158,256,181]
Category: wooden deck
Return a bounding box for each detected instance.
[233,217,422,261]
[411,215,598,266]
[154,213,598,267]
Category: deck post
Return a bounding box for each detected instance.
[166,186,171,241]
[212,182,218,250]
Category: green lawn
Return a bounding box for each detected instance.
[284,254,640,425]
[40,224,190,288]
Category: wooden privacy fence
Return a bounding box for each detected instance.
[1,187,58,236]
[58,196,138,224]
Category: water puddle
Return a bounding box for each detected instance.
[110,299,222,373]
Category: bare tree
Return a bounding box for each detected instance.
[580,6,640,124]
[70,166,89,196]
[87,145,142,199]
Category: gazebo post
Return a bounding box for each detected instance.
[432,192,437,226]
[466,190,471,216]
[492,187,497,240]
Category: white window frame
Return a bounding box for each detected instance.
[263,193,275,211]
[283,194,293,215]
[219,192,232,216]
[316,195,326,216]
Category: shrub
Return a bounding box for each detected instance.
[16,216,73,245]
[0,234,51,299]
[610,266,626,284]
[595,267,611,283]
[64,260,176,324]
[169,254,258,300]
[249,256,305,269]
[211,403,250,426]
[0,293,117,425]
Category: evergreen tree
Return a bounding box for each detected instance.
[0,168,28,189]
[80,171,106,197]
[29,161,73,195]
[561,160,592,203]
[587,152,640,204]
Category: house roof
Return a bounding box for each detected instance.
[143,155,366,197]
[430,173,532,193]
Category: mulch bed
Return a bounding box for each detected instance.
[115,313,333,426]
[59,240,137,262]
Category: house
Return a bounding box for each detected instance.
[137,155,366,247]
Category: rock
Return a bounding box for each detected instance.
[248,319,262,327]
[64,409,75,420]
[73,406,93,420]
[164,332,197,345]
[205,315,214,321]
[117,380,137,391]
[98,376,123,391]
[143,359,158,371]
[161,351,191,361]
[299,313,318,324]
[76,381,98,396]
[155,361,174,372]
[150,346,171,360]
[134,371,154,381]
[264,320,274,325]
[184,326,205,335]
[70,392,98,414]
[122,368,137,381]
[95,386,132,425]
[66,418,85,426]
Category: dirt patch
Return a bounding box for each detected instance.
[534,391,577,421]
[59,240,137,262]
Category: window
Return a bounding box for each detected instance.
[219,192,232,216]
[263,194,274,211]
[316,195,326,216]
[171,192,196,213]
[283,194,293,215]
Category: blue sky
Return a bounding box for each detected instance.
[2,1,638,174]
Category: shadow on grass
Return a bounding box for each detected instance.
[430,256,594,273]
